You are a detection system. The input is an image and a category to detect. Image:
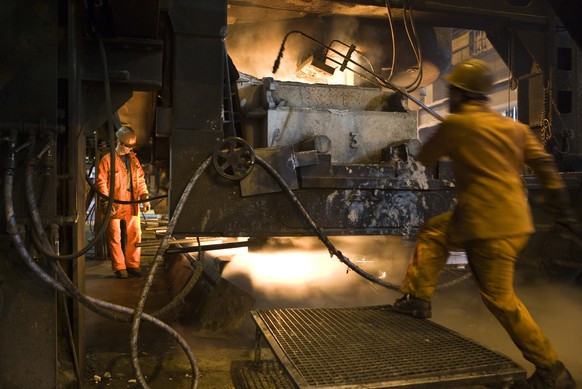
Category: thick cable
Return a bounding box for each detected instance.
[150,253,203,320]
[255,156,401,291]
[59,292,83,389]
[85,171,167,204]
[406,5,424,91]
[25,136,202,377]
[272,30,443,121]
[256,156,469,291]
[11,187,198,387]
[384,0,396,82]
[27,34,116,261]
[130,156,212,389]
[5,139,199,389]
[16,32,199,386]
[24,132,201,384]
[24,136,135,321]
[401,4,423,92]
[23,135,83,386]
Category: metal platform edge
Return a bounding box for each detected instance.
[251,306,527,389]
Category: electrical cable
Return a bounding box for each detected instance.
[59,292,83,389]
[7,133,200,389]
[24,135,201,385]
[24,135,135,322]
[26,34,116,261]
[408,5,424,91]
[272,30,444,121]
[384,0,396,82]
[16,31,199,387]
[255,155,469,291]
[255,156,401,291]
[401,3,423,92]
[78,34,201,322]
[129,156,212,389]
[328,40,386,86]
[24,135,83,386]
[85,165,167,204]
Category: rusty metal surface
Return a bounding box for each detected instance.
[252,307,526,388]
[172,151,456,237]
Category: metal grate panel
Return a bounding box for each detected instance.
[252,306,526,388]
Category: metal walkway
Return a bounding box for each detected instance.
[251,306,526,388]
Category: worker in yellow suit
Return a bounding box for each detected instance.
[392,59,577,388]
[96,126,150,279]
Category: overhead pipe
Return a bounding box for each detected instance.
[272,30,444,122]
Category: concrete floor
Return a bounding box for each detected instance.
[83,235,582,388]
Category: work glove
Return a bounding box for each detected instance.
[539,188,582,238]
[140,194,150,213]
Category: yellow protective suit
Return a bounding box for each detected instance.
[96,151,149,272]
[400,100,564,369]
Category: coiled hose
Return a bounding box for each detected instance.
[129,156,212,389]
[4,133,201,389]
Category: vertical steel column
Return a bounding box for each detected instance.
[167,0,227,223]
[67,0,86,377]
[0,0,59,387]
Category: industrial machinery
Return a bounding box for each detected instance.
[1,0,581,387]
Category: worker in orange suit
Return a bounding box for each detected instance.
[392,59,577,388]
[96,126,150,279]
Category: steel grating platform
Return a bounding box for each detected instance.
[251,306,526,388]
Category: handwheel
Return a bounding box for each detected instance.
[212,137,256,180]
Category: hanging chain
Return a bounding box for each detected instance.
[539,82,552,146]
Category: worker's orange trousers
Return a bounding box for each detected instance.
[400,212,559,369]
[106,214,141,271]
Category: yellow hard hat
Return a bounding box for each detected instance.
[115,126,137,147]
[444,59,493,95]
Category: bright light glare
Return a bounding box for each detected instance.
[226,251,339,286]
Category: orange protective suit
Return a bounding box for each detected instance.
[96,151,149,272]
[400,100,565,369]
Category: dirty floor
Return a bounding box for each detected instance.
[83,235,582,388]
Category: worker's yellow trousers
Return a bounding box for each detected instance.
[400,212,559,368]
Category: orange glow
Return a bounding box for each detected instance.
[220,236,414,288]
[225,250,345,285]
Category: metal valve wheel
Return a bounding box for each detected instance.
[212,136,256,180]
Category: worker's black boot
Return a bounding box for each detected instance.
[392,294,432,319]
[115,269,128,279]
[127,267,142,277]
[528,361,576,389]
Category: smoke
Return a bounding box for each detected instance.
[220,235,582,383]
[227,16,381,85]
[227,21,295,81]
[221,236,413,309]
[432,265,582,380]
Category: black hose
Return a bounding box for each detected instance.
[17,32,200,387]
[4,134,199,389]
[401,5,423,92]
[25,133,114,262]
[26,136,203,384]
[59,293,83,389]
[85,172,167,204]
[25,137,135,322]
[23,135,82,387]
[257,156,468,291]
[272,30,443,122]
[130,156,211,389]
[255,156,401,291]
[150,254,203,320]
